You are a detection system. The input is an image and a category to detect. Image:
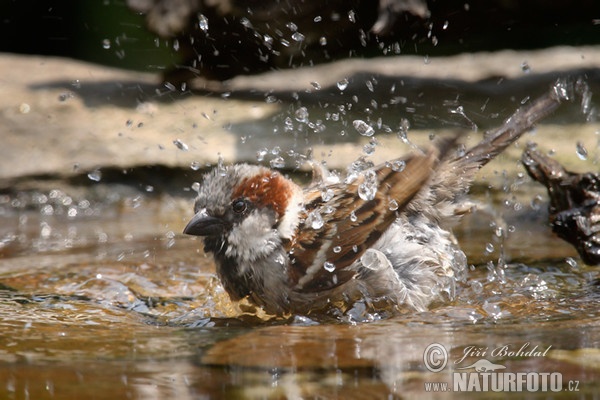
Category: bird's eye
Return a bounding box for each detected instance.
[231,198,248,214]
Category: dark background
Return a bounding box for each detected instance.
[1,0,599,74]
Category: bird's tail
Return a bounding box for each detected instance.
[460,85,565,169]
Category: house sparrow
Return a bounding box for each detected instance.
[184,89,563,317]
[522,145,600,265]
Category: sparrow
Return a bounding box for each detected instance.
[184,89,563,317]
[522,145,600,265]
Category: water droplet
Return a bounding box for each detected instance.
[530,194,543,210]
[565,257,579,270]
[388,199,399,211]
[310,81,321,90]
[240,17,252,29]
[198,14,209,32]
[576,141,588,160]
[442,20,449,30]
[88,169,102,182]
[337,78,349,91]
[173,139,188,151]
[333,246,342,253]
[294,106,309,122]
[256,148,268,162]
[390,160,406,172]
[348,10,356,23]
[173,39,180,51]
[291,32,305,42]
[270,156,285,169]
[319,36,327,46]
[323,262,336,272]
[521,61,531,73]
[190,161,201,171]
[485,243,494,253]
[321,188,334,202]
[365,80,374,92]
[102,39,111,49]
[353,120,374,137]
[350,211,357,222]
[358,170,378,201]
[314,16,322,22]
[363,142,376,155]
[191,182,200,192]
[307,210,324,229]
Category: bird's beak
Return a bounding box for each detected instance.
[183,209,226,236]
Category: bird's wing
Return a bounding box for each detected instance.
[287,146,443,292]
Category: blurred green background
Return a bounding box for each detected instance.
[0,0,180,72]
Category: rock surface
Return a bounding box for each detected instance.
[1,47,599,187]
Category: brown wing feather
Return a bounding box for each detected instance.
[287,146,443,292]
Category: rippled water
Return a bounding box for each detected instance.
[1,166,600,399]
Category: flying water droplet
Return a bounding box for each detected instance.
[198,14,209,32]
[333,246,342,253]
[565,257,579,270]
[256,148,268,162]
[88,169,102,182]
[348,10,356,23]
[307,210,324,229]
[190,161,201,171]
[576,141,588,160]
[521,61,531,73]
[319,36,327,46]
[353,120,374,137]
[389,160,406,172]
[323,262,336,272]
[350,211,357,222]
[358,170,378,201]
[294,107,309,123]
[337,78,349,91]
[310,81,322,90]
[102,39,111,49]
[291,32,305,42]
[270,156,285,169]
[388,199,399,211]
[321,188,334,201]
[173,139,189,151]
